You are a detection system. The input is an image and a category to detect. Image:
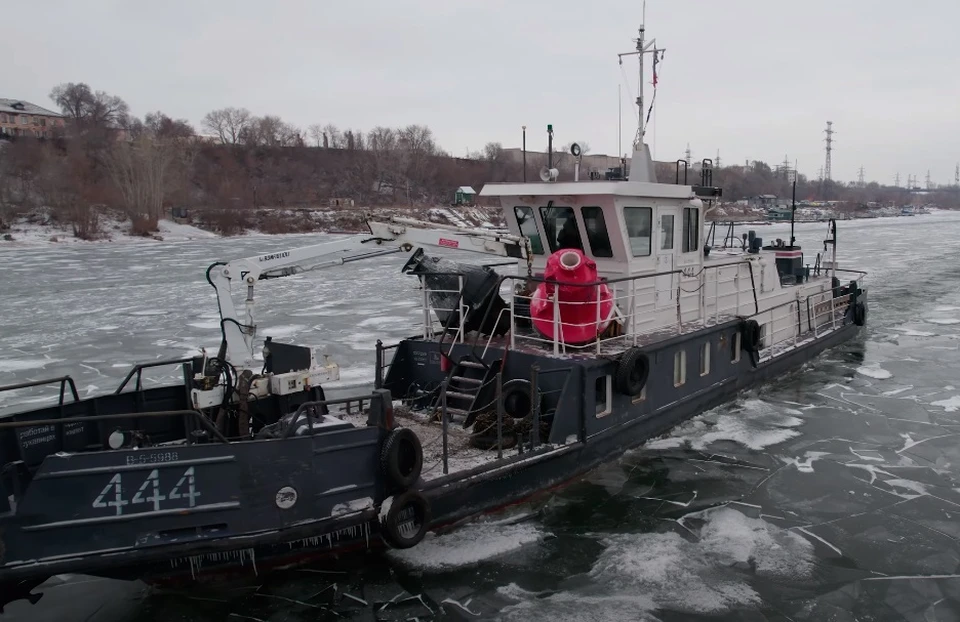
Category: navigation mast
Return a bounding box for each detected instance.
[618,14,664,183]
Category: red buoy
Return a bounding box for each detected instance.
[529,249,615,345]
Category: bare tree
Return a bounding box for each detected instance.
[483,142,504,162]
[104,134,191,231]
[322,124,342,148]
[202,107,251,144]
[308,124,324,147]
[144,111,194,139]
[367,126,397,195]
[49,82,129,130]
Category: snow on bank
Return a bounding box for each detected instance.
[1,205,502,248]
[0,216,216,247]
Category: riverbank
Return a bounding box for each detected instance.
[0,205,504,247]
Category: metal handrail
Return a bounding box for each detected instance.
[115,358,195,394]
[279,393,384,439]
[0,376,80,406]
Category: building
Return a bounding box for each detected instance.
[455,186,476,205]
[0,99,65,138]
[749,194,781,209]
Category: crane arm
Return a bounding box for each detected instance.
[207,216,528,367]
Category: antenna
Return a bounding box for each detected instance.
[895,172,900,188]
[857,166,865,187]
[618,83,622,164]
[617,15,663,149]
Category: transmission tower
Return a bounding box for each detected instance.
[823,121,834,181]
[684,143,692,166]
[926,170,932,190]
[857,166,865,187]
[715,149,721,168]
[894,172,900,188]
[818,166,824,181]
[955,163,959,186]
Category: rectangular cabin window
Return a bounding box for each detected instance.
[514,206,544,255]
[595,375,612,417]
[731,332,741,363]
[660,214,675,250]
[700,342,711,376]
[540,205,583,253]
[581,206,613,258]
[624,207,652,257]
[682,207,699,253]
[632,385,647,404]
[674,350,686,386]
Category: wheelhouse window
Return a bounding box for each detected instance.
[581,206,613,258]
[660,214,675,250]
[540,205,583,253]
[682,207,699,253]
[624,207,652,257]
[514,206,544,255]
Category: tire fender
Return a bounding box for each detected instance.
[501,379,542,420]
[380,490,431,549]
[853,301,867,326]
[741,319,762,352]
[615,348,649,396]
[380,428,423,490]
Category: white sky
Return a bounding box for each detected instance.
[5,0,958,185]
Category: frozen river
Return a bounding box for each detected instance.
[3,213,960,621]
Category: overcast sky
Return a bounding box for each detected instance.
[6,0,958,185]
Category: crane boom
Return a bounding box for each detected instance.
[207,215,528,368]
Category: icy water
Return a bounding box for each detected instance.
[3,213,960,621]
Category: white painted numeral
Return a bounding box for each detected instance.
[168,466,201,507]
[131,469,167,511]
[92,473,128,516]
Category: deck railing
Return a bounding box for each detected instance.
[412,258,867,359]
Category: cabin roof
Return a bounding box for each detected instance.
[457,186,476,194]
[479,180,695,200]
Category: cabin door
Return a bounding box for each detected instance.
[655,210,676,308]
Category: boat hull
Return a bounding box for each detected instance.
[0,294,865,590]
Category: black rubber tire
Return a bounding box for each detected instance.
[742,319,762,352]
[380,490,431,549]
[831,276,842,298]
[380,428,423,490]
[615,348,649,396]
[501,379,540,420]
[853,301,867,326]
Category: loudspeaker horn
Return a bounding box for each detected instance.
[539,166,559,182]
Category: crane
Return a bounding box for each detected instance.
[192,216,528,410]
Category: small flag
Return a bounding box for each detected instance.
[652,47,659,86]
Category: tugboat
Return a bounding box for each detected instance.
[0,24,868,611]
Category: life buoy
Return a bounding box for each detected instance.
[853,301,867,326]
[741,319,762,352]
[380,490,430,549]
[501,379,542,420]
[615,348,649,396]
[380,428,423,490]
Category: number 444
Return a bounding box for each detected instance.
[92,467,201,516]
